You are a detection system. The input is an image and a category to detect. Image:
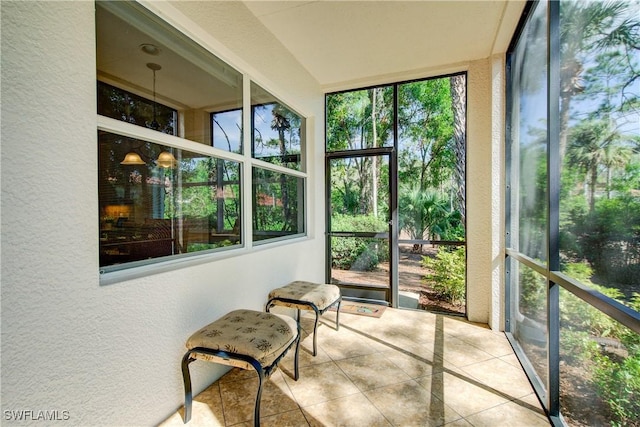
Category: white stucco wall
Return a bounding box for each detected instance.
[1,1,507,425]
[465,56,506,329]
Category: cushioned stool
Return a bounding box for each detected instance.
[181,309,300,426]
[266,281,341,356]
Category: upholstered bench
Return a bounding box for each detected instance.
[181,309,300,426]
[266,281,341,356]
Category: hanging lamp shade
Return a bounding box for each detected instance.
[120,152,146,165]
[156,151,177,168]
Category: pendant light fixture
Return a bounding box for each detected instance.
[120,152,146,165]
[156,150,177,169]
[120,61,177,168]
[147,62,161,131]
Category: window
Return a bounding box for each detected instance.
[98,131,241,268]
[251,82,304,171]
[325,75,466,310]
[252,168,305,242]
[96,1,307,274]
[506,1,640,425]
[251,83,306,243]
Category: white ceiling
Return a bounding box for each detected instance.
[243,0,526,90]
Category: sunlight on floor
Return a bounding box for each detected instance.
[160,307,549,427]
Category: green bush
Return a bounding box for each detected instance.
[331,214,389,271]
[592,352,640,427]
[519,264,547,320]
[560,263,626,338]
[571,197,640,285]
[561,287,640,426]
[422,246,465,305]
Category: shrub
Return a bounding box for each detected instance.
[561,289,640,426]
[592,352,640,426]
[559,263,626,338]
[331,214,389,271]
[422,246,466,305]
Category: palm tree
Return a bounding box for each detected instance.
[567,120,630,211]
[560,1,639,158]
[399,184,451,251]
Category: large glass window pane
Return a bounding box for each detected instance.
[252,168,304,242]
[559,0,640,311]
[511,261,548,389]
[96,1,246,271]
[560,288,640,426]
[397,76,467,314]
[509,1,549,262]
[98,131,241,269]
[326,86,394,152]
[96,1,242,145]
[251,83,304,171]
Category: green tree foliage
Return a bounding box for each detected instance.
[567,119,632,211]
[567,196,640,284]
[398,79,455,190]
[398,184,463,242]
[558,0,640,289]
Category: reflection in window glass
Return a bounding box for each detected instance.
[326,86,394,152]
[252,167,304,242]
[98,131,241,269]
[508,1,548,262]
[212,109,242,153]
[511,260,548,388]
[96,1,242,146]
[97,81,177,135]
[560,287,640,426]
[251,83,304,170]
[96,1,245,271]
[559,0,640,310]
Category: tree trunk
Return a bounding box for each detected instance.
[371,89,378,218]
[450,75,466,223]
[589,163,598,212]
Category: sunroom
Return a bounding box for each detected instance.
[1,1,638,426]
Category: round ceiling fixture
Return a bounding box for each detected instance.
[140,43,160,56]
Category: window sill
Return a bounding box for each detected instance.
[99,234,308,286]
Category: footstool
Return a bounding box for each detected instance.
[265,281,341,356]
[181,309,300,426]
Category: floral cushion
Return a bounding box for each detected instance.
[186,309,298,367]
[268,281,341,311]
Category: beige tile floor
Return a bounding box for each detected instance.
[160,307,550,427]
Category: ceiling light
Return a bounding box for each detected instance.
[140,43,160,56]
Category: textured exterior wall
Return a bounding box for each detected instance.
[491,54,506,330]
[1,2,324,426]
[466,58,493,325]
[465,56,505,328]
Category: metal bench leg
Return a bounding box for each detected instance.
[253,370,265,427]
[336,297,341,331]
[181,352,194,424]
[312,306,321,356]
[294,323,301,380]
